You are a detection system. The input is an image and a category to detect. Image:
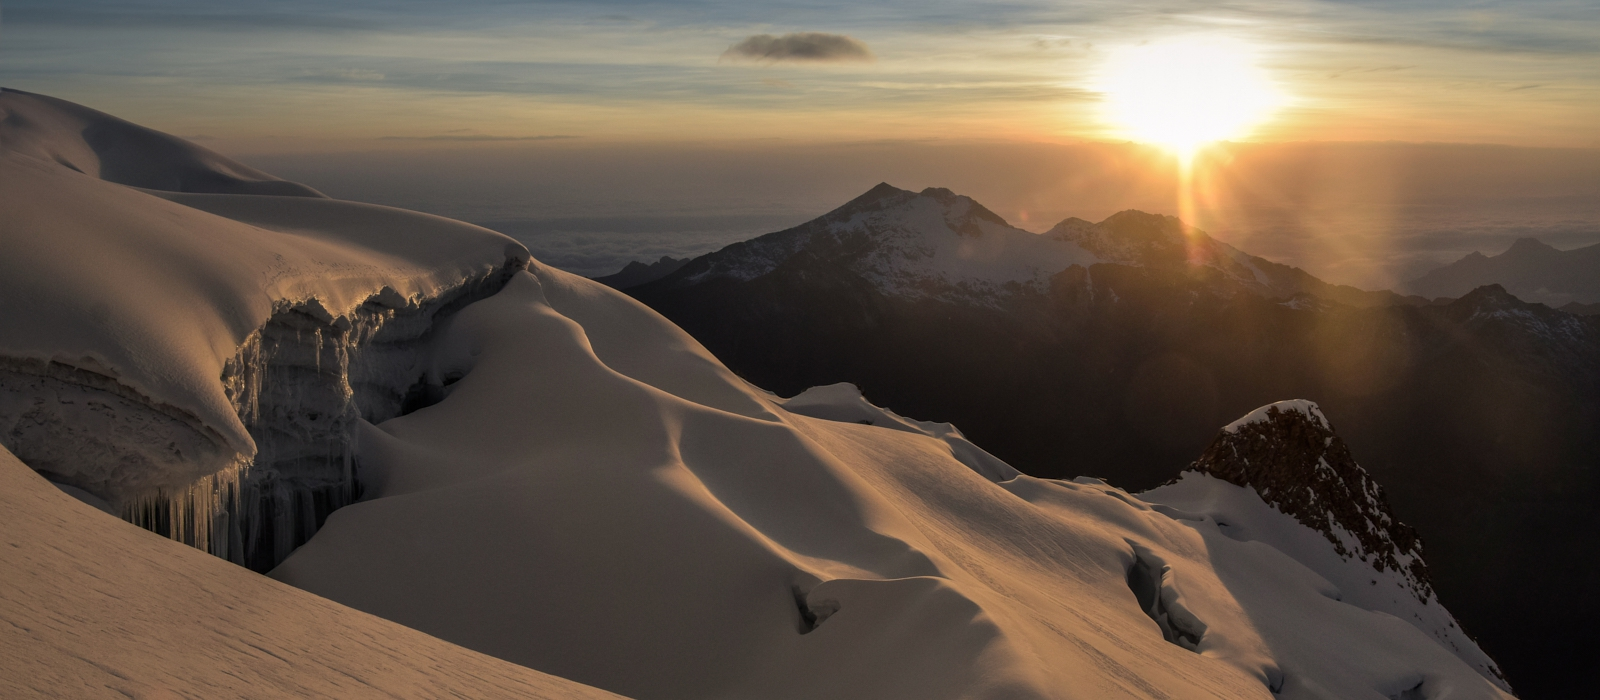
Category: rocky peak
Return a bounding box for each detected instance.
[1189,400,1433,602]
[1048,210,1205,269]
[840,182,911,211]
[814,184,1011,234]
[1453,283,1519,307]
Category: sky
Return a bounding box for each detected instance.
[2,1,1598,285]
[4,0,1598,149]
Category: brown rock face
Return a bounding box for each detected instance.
[1189,401,1433,603]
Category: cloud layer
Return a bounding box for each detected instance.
[722,32,873,63]
[4,1,1597,147]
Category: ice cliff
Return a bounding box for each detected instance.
[0,88,527,569]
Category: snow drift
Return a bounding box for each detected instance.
[1,90,1514,699]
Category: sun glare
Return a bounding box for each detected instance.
[1098,36,1282,160]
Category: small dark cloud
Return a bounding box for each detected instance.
[380,134,578,142]
[721,32,873,63]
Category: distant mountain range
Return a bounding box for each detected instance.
[592,255,689,289]
[1405,237,1600,309]
[618,183,1600,698]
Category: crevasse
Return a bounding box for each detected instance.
[12,264,520,572]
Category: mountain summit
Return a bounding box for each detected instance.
[1191,400,1430,599]
[655,183,1097,304]
[639,183,1408,308]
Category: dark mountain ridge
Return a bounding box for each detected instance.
[1405,236,1600,306]
[627,183,1600,698]
[592,255,689,290]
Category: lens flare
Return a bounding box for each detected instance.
[1098,36,1283,161]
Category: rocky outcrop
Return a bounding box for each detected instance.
[1187,400,1432,602]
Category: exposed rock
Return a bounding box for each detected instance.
[1187,399,1432,602]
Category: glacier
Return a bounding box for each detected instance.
[0,88,528,569]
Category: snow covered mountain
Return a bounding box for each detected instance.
[626,183,1600,697]
[0,90,1518,698]
[1404,237,1600,306]
[643,183,1409,308]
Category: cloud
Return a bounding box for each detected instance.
[297,68,387,82]
[380,134,578,142]
[721,32,873,63]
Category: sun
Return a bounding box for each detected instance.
[1098,36,1282,160]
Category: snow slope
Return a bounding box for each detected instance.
[0,88,325,197]
[274,264,1513,700]
[0,443,621,699]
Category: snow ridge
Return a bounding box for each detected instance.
[0,88,325,197]
[780,382,1020,482]
[1223,399,1330,434]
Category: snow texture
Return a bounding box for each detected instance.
[0,444,621,699]
[274,266,1513,700]
[781,382,1020,482]
[1144,472,1509,694]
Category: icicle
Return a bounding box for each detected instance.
[118,458,245,557]
[105,273,512,571]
